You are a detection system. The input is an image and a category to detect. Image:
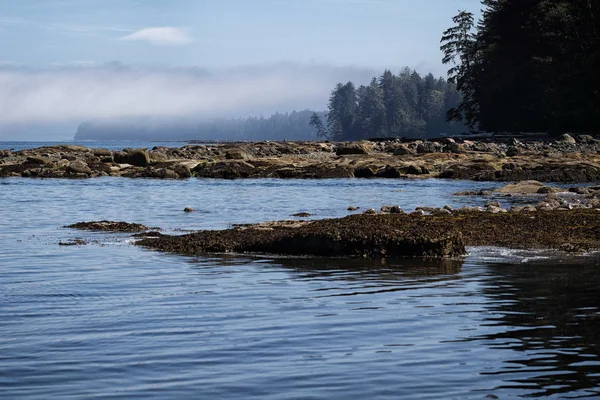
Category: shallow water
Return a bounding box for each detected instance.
[1,176,600,399]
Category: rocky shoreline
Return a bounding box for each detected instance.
[3,134,600,182]
[66,204,600,258]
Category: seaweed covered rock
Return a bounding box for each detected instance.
[64,221,149,232]
[136,214,466,259]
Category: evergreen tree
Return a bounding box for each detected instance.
[355,78,386,139]
[440,10,478,129]
[442,0,600,134]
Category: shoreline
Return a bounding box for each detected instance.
[2,135,600,182]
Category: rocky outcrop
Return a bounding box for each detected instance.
[133,208,600,258]
[3,136,600,181]
[136,214,466,258]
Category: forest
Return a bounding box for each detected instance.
[75,110,327,141]
[309,69,467,140]
[441,0,600,133]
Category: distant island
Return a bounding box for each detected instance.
[74,110,326,142]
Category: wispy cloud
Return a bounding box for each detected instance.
[0,16,131,37]
[0,63,376,127]
[121,27,192,46]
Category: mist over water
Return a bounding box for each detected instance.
[0,63,378,140]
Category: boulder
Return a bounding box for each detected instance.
[392,144,414,156]
[127,149,150,167]
[114,149,149,167]
[335,142,372,155]
[494,180,561,195]
[576,134,595,144]
[67,160,92,175]
[506,146,520,157]
[417,142,438,154]
[557,133,576,145]
[390,205,405,214]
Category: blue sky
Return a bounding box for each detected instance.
[0,0,482,139]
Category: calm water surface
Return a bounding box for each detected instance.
[1,176,599,399]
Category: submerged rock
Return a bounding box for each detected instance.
[64,221,149,232]
[291,212,313,217]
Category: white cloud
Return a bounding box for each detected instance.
[121,27,193,46]
[0,63,376,128]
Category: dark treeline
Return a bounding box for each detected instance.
[309,68,467,140]
[442,0,600,133]
[75,110,326,141]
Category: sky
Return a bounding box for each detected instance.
[0,0,482,140]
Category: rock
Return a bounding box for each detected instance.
[92,148,112,157]
[454,206,485,213]
[390,205,405,214]
[64,221,149,232]
[375,165,402,178]
[184,207,195,213]
[142,168,180,179]
[26,156,47,165]
[115,148,150,167]
[432,208,452,215]
[193,160,256,179]
[363,208,377,215]
[485,200,502,208]
[225,149,251,160]
[506,146,520,157]
[537,186,561,194]
[137,214,466,259]
[557,133,576,144]
[354,166,376,178]
[508,138,522,146]
[454,190,491,196]
[335,142,372,155]
[576,134,595,144]
[536,201,554,211]
[393,145,413,156]
[172,163,192,178]
[292,212,313,217]
[486,205,507,214]
[445,141,464,153]
[417,142,438,154]
[411,209,426,216]
[495,180,551,195]
[348,206,360,211]
[58,238,88,246]
[67,160,92,175]
[126,148,150,167]
[404,165,424,175]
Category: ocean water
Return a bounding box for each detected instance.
[2,145,600,398]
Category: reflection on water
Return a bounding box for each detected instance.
[474,262,600,398]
